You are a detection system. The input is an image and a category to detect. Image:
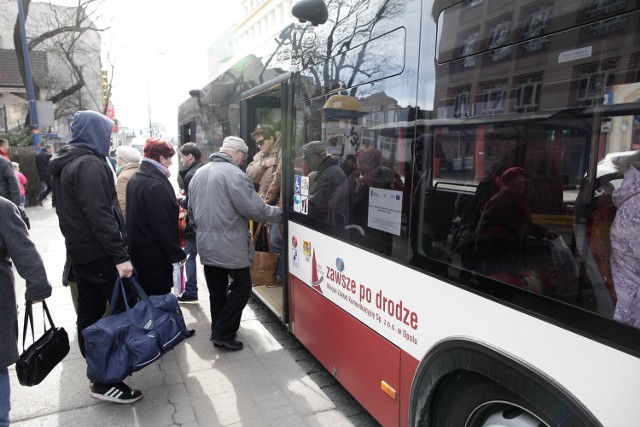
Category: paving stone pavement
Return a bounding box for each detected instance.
[8,202,380,427]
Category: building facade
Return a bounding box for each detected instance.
[207,0,294,80]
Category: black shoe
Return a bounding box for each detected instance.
[210,331,236,342]
[90,381,142,404]
[211,337,243,351]
[187,329,196,338]
[178,295,198,304]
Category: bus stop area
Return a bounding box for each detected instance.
[8,202,378,427]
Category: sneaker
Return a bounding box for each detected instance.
[90,381,142,404]
[211,337,244,351]
[178,295,198,304]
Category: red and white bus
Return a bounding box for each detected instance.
[179,0,640,424]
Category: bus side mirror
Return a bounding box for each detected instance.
[291,0,328,26]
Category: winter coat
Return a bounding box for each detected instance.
[611,166,640,327]
[126,160,185,295]
[0,196,51,369]
[16,172,27,197]
[264,159,282,206]
[308,155,347,223]
[246,150,278,198]
[0,157,20,206]
[476,188,547,244]
[35,150,53,184]
[178,160,204,237]
[116,162,140,219]
[50,111,129,266]
[189,152,282,269]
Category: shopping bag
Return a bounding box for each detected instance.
[550,236,579,278]
[250,223,279,286]
[172,262,185,296]
[16,301,70,386]
[82,276,190,384]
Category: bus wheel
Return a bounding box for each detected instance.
[430,373,550,427]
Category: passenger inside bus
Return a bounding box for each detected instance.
[475,167,558,274]
[302,140,347,224]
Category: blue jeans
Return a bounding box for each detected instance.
[0,368,10,427]
[270,222,283,281]
[183,237,198,298]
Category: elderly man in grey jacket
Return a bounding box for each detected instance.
[189,136,282,350]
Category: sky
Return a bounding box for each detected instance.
[45,0,243,139]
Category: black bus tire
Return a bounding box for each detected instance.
[429,372,551,427]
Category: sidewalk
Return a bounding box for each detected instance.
[9,202,375,427]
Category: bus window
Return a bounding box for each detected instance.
[292,83,415,262]
[414,3,640,323]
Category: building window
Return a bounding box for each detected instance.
[460,32,478,68]
[512,75,542,113]
[585,15,627,37]
[478,82,506,115]
[454,86,471,118]
[575,60,617,107]
[521,5,552,53]
[585,0,626,19]
[488,19,512,61]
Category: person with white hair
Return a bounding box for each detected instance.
[189,136,282,350]
[115,145,142,219]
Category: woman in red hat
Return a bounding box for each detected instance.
[475,167,556,273]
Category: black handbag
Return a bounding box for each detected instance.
[16,301,70,386]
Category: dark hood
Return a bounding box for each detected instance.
[67,110,114,157]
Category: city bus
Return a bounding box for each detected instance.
[178,0,640,425]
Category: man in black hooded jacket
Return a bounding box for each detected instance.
[50,110,141,404]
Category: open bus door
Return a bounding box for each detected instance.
[241,73,292,323]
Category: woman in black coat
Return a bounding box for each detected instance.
[126,138,185,296]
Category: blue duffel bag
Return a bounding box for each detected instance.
[82,276,190,384]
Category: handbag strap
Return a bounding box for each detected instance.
[106,276,155,317]
[252,222,262,245]
[252,222,273,252]
[21,300,56,351]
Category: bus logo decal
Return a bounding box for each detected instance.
[303,240,311,257]
[294,175,301,194]
[311,250,324,293]
[336,257,344,272]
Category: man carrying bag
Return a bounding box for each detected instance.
[50,110,141,403]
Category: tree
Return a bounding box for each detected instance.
[12,0,109,130]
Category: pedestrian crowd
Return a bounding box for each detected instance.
[0,112,285,424]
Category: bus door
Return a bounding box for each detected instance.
[241,74,292,322]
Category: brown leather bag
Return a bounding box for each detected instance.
[250,223,279,286]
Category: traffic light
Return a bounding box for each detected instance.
[101,69,109,107]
